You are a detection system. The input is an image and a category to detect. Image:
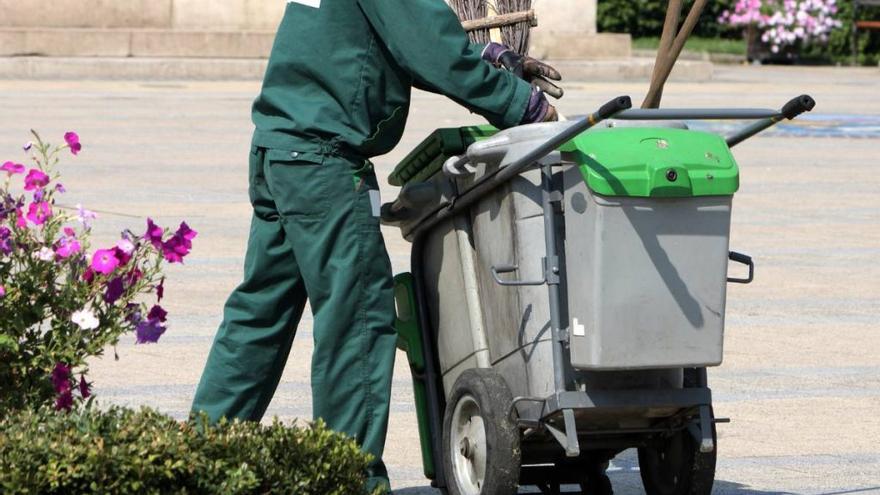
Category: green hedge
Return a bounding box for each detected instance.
[0,406,376,495]
[597,0,730,38]
[597,0,880,65]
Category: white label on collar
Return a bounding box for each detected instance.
[369,189,381,218]
[288,0,321,8]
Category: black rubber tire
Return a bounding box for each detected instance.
[637,420,717,495]
[442,369,521,495]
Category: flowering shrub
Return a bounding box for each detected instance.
[719,0,841,53]
[0,131,196,414]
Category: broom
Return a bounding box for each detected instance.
[451,0,536,55]
[643,0,708,108]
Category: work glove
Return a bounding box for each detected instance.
[521,87,558,124]
[481,42,564,99]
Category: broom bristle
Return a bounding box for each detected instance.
[496,0,532,55]
[450,0,491,45]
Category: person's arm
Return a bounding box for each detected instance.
[356,0,532,128]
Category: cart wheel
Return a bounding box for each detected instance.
[637,420,717,495]
[442,369,521,495]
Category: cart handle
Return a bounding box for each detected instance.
[726,94,816,147]
[395,95,633,234]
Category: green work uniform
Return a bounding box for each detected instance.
[191,0,534,492]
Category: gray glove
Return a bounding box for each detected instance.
[482,42,564,99]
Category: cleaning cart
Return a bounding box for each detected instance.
[385,94,815,495]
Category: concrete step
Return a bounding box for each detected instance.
[0,28,274,58]
[0,56,713,82]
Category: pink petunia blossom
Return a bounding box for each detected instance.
[161,222,198,263]
[15,208,26,229]
[1,161,25,175]
[55,236,82,258]
[23,169,49,191]
[117,238,135,254]
[90,249,120,275]
[145,218,164,248]
[64,132,82,155]
[26,201,52,226]
[0,285,6,298]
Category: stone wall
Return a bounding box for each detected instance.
[0,0,596,33]
[0,0,628,60]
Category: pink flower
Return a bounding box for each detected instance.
[144,218,164,248]
[64,132,82,155]
[23,169,49,191]
[26,201,52,226]
[161,222,198,263]
[1,161,25,175]
[117,238,135,254]
[90,249,120,275]
[113,246,132,266]
[55,236,82,258]
[64,227,77,237]
[15,208,26,229]
[0,285,5,298]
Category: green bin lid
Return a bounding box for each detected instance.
[388,125,496,186]
[572,127,739,198]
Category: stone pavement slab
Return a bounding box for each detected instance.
[0,65,878,494]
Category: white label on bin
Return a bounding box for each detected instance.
[572,318,585,337]
[288,0,321,8]
[369,189,381,217]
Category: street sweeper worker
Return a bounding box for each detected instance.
[190,0,563,492]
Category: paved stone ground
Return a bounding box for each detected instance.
[1,65,878,494]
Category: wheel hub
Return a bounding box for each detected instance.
[450,394,487,495]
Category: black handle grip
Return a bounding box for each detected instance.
[728,251,751,265]
[780,94,816,120]
[727,251,754,284]
[595,96,633,121]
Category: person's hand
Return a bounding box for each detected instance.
[482,42,564,99]
[521,87,558,124]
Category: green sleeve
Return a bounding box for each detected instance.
[356,0,531,129]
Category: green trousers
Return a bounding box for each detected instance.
[191,146,397,492]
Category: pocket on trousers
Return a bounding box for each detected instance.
[264,149,330,218]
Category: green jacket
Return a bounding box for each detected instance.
[251,0,533,158]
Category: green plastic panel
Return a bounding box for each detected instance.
[392,273,435,479]
[388,125,496,186]
[572,127,739,197]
